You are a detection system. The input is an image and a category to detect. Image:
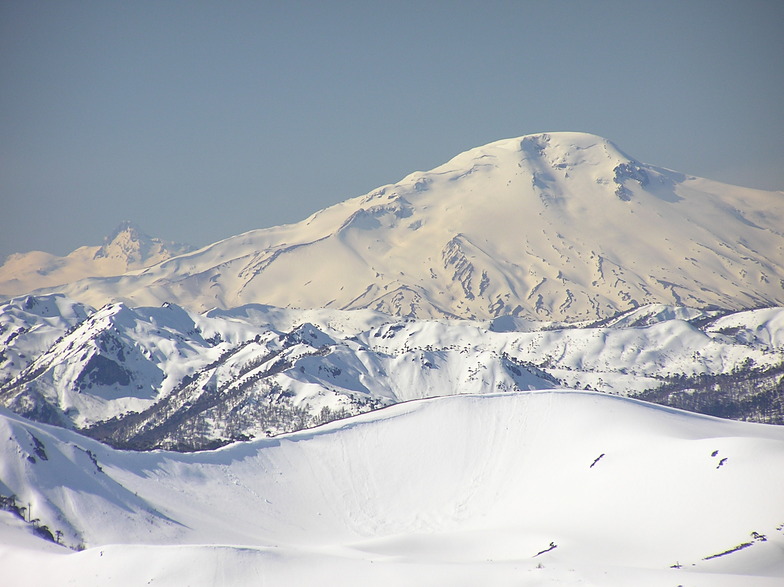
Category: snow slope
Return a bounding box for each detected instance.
[1,391,783,586]
[0,222,192,299]
[28,132,784,321]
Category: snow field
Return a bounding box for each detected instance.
[1,391,783,585]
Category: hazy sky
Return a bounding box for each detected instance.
[2,0,782,262]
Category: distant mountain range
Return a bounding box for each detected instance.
[1,293,781,450]
[2,131,783,443]
[1,131,784,446]
[7,132,783,321]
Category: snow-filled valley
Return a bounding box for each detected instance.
[1,131,784,584]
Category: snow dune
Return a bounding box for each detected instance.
[2,390,783,585]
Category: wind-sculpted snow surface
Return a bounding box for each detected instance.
[23,132,784,321]
[1,392,784,586]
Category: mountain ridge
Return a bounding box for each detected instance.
[2,293,782,450]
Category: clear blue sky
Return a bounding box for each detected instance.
[2,0,782,261]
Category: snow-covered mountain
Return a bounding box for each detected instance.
[0,222,193,299]
[2,294,782,450]
[2,392,783,586]
[2,133,784,585]
[27,132,784,321]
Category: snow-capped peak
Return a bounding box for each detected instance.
[0,223,194,300]
[93,221,191,266]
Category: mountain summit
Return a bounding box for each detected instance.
[0,223,193,299]
[27,132,784,320]
[93,221,185,266]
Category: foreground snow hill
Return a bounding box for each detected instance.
[23,132,784,321]
[1,391,783,586]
